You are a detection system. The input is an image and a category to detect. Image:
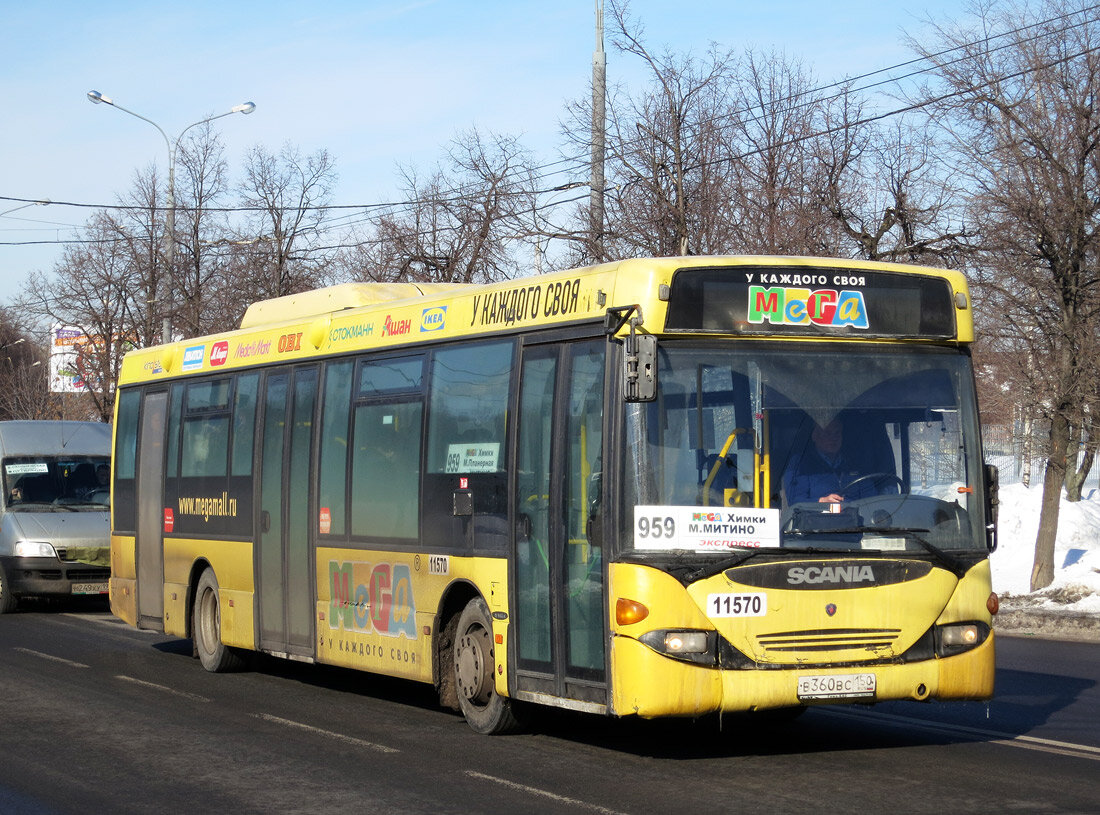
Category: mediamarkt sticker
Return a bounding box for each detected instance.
[633,505,780,551]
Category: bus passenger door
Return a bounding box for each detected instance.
[513,338,607,708]
[136,390,167,628]
[256,366,318,658]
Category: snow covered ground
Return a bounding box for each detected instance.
[990,483,1100,615]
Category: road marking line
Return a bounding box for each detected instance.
[115,675,211,702]
[253,713,400,754]
[466,771,631,815]
[14,647,88,668]
[821,708,1100,762]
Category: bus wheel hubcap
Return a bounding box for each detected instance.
[455,628,491,705]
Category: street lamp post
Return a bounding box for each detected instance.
[86,90,255,343]
[0,199,51,218]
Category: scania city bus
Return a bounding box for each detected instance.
[110,256,998,733]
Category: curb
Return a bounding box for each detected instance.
[994,607,1100,642]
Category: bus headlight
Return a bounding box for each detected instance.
[639,629,717,665]
[14,540,57,558]
[935,622,990,657]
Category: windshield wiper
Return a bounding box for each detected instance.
[785,526,972,577]
[682,549,770,582]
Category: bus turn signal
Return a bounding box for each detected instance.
[616,598,649,625]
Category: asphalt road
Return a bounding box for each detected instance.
[1,600,1097,815]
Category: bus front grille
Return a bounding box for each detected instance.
[756,628,902,653]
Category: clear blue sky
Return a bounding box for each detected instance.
[0,0,963,307]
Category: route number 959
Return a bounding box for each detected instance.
[636,515,675,540]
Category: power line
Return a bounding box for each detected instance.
[3,5,1099,251]
[6,4,1094,231]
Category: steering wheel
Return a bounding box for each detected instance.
[843,472,906,496]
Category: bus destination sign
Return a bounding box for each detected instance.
[664,266,957,339]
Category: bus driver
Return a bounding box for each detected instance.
[782,417,895,504]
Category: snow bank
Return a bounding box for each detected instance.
[990,483,1100,612]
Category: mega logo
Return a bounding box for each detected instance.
[748,286,869,329]
[181,344,206,371]
[421,306,447,332]
[329,561,416,638]
[210,341,229,366]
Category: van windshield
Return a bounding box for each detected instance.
[3,456,111,511]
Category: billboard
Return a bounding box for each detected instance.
[49,325,104,394]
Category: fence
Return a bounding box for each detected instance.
[982,423,1100,496]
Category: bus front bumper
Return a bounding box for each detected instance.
[609,632,995,718]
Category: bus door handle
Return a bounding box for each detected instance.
[517,513,531,541]
[260,510,271,533]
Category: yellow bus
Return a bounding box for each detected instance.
[110,256,999,733]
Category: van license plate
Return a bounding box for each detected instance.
[71,583,108,595]
[797,673,876,700]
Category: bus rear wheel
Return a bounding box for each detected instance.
[453,597,522,734]
[193,568,247,672]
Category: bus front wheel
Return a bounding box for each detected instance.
[453,597,522,734]
[193,568,247,673]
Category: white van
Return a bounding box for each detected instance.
[0,421,111,613]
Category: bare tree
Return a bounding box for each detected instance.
[342,129,535,285]
[18,209,140,422]
[0,313,55,420]
[818,114,968,263]
[172,123,234,337]
[1062,327,1100,500]
[565,0,739,261]
[723,48,841,255]
[235,143,338,305]
[912,1,1100,589]
[564,4,880,263]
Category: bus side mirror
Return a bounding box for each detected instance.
[624,334,656,402]
[606,304,656,402]
[983,463,999,552]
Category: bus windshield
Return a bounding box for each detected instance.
[3,456,111,511]
[622,343,987,555]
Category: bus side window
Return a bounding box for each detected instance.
[423,341,513,554]
[318,360,354,538]
[350,355,424,542]
[351,401,422,539]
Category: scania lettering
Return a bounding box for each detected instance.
[787,565,877,585]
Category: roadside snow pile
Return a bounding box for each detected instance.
[990,483,1100,614]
